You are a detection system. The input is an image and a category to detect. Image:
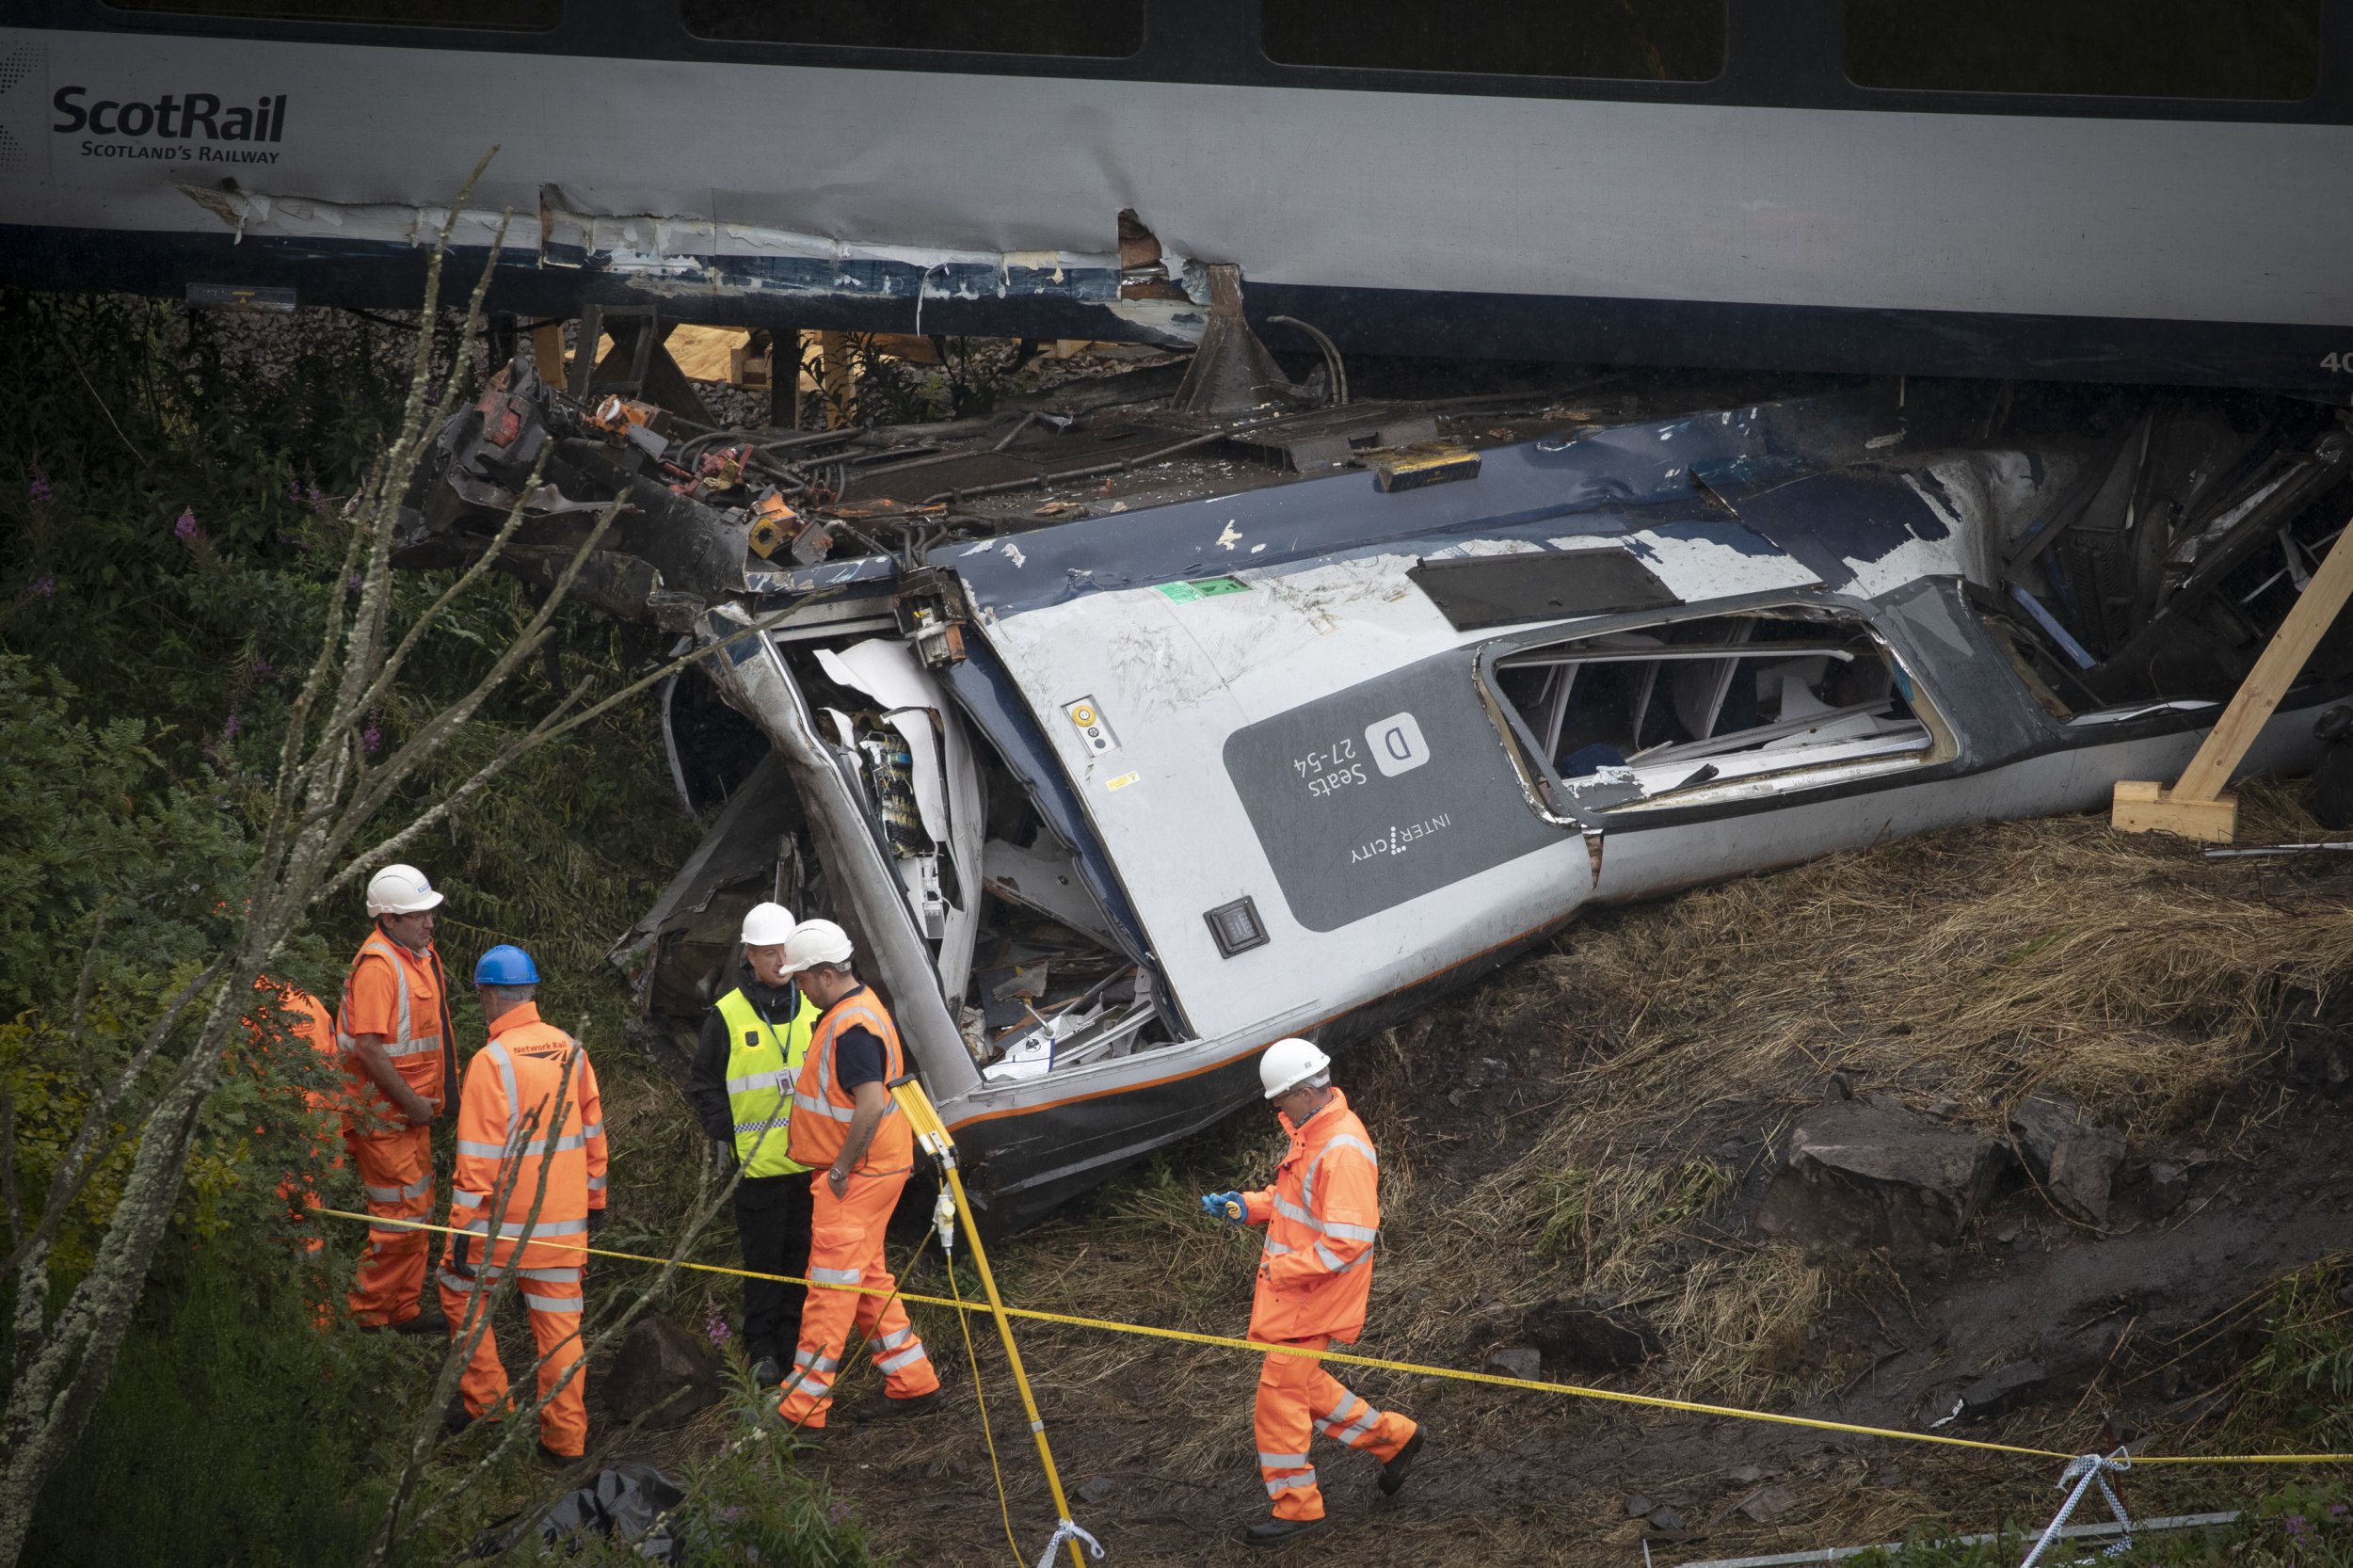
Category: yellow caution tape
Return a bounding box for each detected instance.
[312,1207,2350,1468]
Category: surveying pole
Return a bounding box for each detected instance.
[888,1075,1093,1568]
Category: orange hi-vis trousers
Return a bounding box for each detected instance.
[1256,1335,1417,1522]
[345,1124,433,1327]
[775,1168,938,1429]
[437,1257,587,1457]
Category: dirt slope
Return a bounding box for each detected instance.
[622,783,2353,1565]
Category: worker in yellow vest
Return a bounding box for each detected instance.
[686,901,819,1387]
[773,920,941,1434]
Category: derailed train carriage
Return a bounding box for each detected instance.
[401,365,2353,1226]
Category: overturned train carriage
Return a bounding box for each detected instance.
[399,373,2353,1227]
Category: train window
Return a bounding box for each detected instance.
[680,0,1144,57]
[107,0,558,26]
[1845,1,2320,100]
[1260,0,1724,81]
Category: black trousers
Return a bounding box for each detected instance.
[733,1171,814,1363]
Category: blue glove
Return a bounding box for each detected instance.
[1200,1191,1245,1224]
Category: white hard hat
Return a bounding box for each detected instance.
[740,901,796,947]
[778,919,855,974]
[1259,1037,1332,1099]
[366,863,444,917]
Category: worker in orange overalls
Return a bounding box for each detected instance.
[242,975,347,1321]
[334,862,456,1333]
[1202,1038,1425,1548]
[773,920,941,1434]
[438,943,608,1464]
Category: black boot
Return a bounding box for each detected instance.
[850,1387,941,1422]
[1378,1428,1425,1496]
[1242,1517,1326,1549]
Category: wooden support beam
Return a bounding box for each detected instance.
[2112,512,2353,841]
[530,322,566,384]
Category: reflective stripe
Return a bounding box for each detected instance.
[792,1092,856,1123]
[1322,1219,1378,1243]
[794,1349,840,1374]
[808,1264,862,1286]
[363,1174,432,1204]
[1263,1240,1293,1256]
[339,932,441,1064]
[873,1343,927,1375]
[1318,1392,1363,1430]
[452,1189,487,1207]
[584,1176,605,1192]
[482,1041,520,1143]
[519,1267,581,1284]
[1313,1242,1371,1274]
[456,1139,509,1159]
[1272,1196,1320,1230]
[579,1121,601,1140]
[461,1216,588,1238]
[875,1326,913,1352]
[1264,1471,1318,1496]
[734,1116,790,1135]
[1258,1451,1311,1468]
[1332,1404,1382,1446]
[439,1269,480,1293]
[727,1070,789,1093]
[547,1129,596,1151]
[523,1291,579,1313]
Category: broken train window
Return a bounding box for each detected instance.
[681,0,1144,56]
[783,639,1172,1087]
[1261,0,1724,81]
[1484,606,1947,814]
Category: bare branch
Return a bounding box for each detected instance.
[351,445,551,722]
[325,602,807,900]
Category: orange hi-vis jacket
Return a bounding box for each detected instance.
[786,986,912,1177]
[335,927,451,1117]
[1241,1089,1383,1344]
[448,1002,608,1273]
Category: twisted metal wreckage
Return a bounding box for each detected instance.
[396,343,2353,1227]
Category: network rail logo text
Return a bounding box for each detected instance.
[52,86,287,163]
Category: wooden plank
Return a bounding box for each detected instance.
[2109,779,2238,843]
[2172,512,2353,802]
[530,322,565,384]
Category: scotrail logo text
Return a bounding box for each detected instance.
[52,86,287,163]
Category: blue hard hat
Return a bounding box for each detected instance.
[473,944,540,985]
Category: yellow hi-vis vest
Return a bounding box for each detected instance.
[715,985,818,1177]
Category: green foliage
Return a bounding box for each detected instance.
[2233,1258,2353,1451]
[0,291,707,1561]
[23,1237,424,1568]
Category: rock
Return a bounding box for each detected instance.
[1485,1346,1543,1382]
[1873,1465,1903,1488]
[1736,1485,1798,1524]
[1723,1464,1769,1485]
[1076,1477,1116,1506]
[602,1313,724,1428]
[1647,1507,1686,1532]
[1755,1099,2009,1261]
[1955,1360,2047,1420]
[2009,1095,2126,1224]
[1520,1300,1661,1372]
[2141,1160,2191,1218]
[1622,1494,1653,1518]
